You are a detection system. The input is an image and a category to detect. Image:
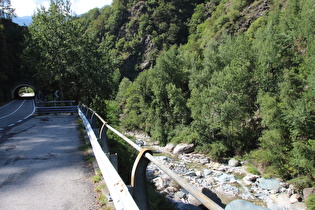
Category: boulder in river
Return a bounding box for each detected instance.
[164,143,175,153]
[228,158,240,167]
[243,174,260,186]
[187,187,224,208]
[218,174,236,183]
[173,143,195,154]
[225,199,269,210]
[257,178,281,191]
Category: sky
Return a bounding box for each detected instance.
[11,0,113,17]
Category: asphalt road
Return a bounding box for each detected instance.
[0,114,100,209]
[0,99,36,131]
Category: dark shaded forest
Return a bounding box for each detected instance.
[1,0,314,200]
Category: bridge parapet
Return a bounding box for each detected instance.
[36,100,77,114]
[78,103,224,210]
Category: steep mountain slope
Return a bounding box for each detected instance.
[99,0,315,189]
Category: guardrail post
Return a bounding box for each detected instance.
[130,149,152,210]
[90,112,99,136]
[99,123,110,153]
[90,112,96,127]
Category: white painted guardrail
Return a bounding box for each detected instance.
[78,108,140,210]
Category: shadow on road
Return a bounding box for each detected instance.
[0,114,99,209]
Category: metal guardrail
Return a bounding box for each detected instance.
[78,103,223,210]
[78,106,139,209]
[36,100,77,114]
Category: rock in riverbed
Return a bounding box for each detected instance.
[173,143,195,154]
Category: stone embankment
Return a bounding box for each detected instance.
[125,131,309,210]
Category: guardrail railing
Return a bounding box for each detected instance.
[36,100,77,114]
[78,103,223,210]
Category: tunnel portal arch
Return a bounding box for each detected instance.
[12,83,37,99]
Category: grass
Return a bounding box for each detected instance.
[245,164,260,175]
[91,175,101,183]
[98,194,108,206]
[85,154,95,164]
[95,184,106,192]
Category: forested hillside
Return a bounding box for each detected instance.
[1,0,314,194]
[101,0,314,189]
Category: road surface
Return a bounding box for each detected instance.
[0,99,36,131]
[0,114,100,209]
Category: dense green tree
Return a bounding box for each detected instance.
[187,34,257,158]
[24,0,116,103]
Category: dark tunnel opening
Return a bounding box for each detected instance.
[12,85,36,99]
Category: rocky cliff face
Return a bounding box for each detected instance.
[114,0,273,79]
[80,0,274,80]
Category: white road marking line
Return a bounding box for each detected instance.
[24,99,36,120]
[0,99,36,129]
[0,100,25,120]
[0,99,17,110]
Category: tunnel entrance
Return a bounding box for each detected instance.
[12,84,36,99]
[18,86,35,97]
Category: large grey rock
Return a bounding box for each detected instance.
[164,143,175,153]
[243,174,260,186]
[152,177,168,190]
[174,191,187,201]
[225,199,269,210]
[257,178,281,191]
[200,157,210,165]
[195,171,203,177]
[202,188,224,207]
[218,174,236,183]
[228,158,240,167]
[188,188,224,208]
[173,143,195,154]
[187,187,224,207]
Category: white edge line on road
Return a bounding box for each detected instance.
[0,100,36,130]
[0,99,16,110]
[25,99,36,119]
[0,100,25,120]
